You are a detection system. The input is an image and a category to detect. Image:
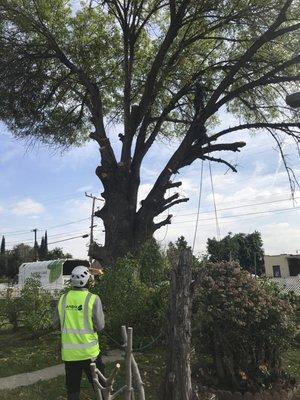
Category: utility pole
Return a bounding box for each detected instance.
[32,228,38,262]
[85,193,103,264]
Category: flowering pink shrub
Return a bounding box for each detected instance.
[192,262,296,392]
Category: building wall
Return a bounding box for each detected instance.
[264,255,290,278]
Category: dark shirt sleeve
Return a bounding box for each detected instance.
[92,295,105,332]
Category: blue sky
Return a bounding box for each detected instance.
[0,118,299,260]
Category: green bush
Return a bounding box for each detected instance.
[138,239,169,287]
[93,254,169,346]
[0,288,21,331]
[20,276,54,335]
[192,262,296,393]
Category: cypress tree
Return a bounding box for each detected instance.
[0,236,5,254]
[39,235,47,260]
[44,230,48,253]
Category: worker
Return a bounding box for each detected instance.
[53,265,105,400]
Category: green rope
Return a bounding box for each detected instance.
[102,330,164,352]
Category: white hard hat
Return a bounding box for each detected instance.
[70,266,91,287]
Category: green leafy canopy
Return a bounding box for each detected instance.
[0,0,298,146]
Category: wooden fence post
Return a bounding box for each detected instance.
[160,248,194,400]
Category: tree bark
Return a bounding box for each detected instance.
[160,249,194,400]
[88,164,155,266]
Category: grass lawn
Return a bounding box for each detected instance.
[0,328,298,400]
[0,329,61,378]
[0,350,165,400]
[284,347,300,378]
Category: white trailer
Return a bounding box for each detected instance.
[18,259,90,291]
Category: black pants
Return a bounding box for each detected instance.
[65,355,105,399]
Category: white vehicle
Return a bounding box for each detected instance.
[18,259,90,292]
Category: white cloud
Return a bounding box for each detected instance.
[261,222,300,255]
[65,198,93,216]
[11,198,45,216]
[76,185,93,193]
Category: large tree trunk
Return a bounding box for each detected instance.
[88,165,155,266]
[160,248,195,400]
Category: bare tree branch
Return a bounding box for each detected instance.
[162,197,189,212]
[153,214,173,231]
[210,122,300,141]
[201,155,237,172]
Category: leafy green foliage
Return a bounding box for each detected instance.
[0,244,35,279]
[0,0,298,146]
[193,261,297,392]
[46,246,72,260]
[94,253,169,344]
[20,276,54,335]
[207,231,265,275]
[138,238,169,287]
[0,287,21,331]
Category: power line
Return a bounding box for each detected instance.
[170,196,300,218]
[48,233,89,245]
[0,217,90,237]
[5,226,94,246]
[166,205,300,224]
[2,194,298,241]
[40,217,90,231]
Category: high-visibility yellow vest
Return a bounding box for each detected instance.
[58,290,100,361]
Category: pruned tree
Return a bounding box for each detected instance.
[0,0,299,265]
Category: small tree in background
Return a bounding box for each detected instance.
[20,276,53,335]
[38,231,49,260]
[47,247,72,260]
[5,244,35,279]
[207,231,265,275]
[0,236,5,254]
[0,287,21,331]
[139,238,169,287]
[0,236,7,277]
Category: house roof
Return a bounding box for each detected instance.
[271,276,300,295]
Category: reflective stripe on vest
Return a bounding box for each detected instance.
[58,290,100,361]
[61,292,94,334]
[62,340,99,350]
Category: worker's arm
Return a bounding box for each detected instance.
[92,295,105,332]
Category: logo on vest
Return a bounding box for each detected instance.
[66,304,83,311]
